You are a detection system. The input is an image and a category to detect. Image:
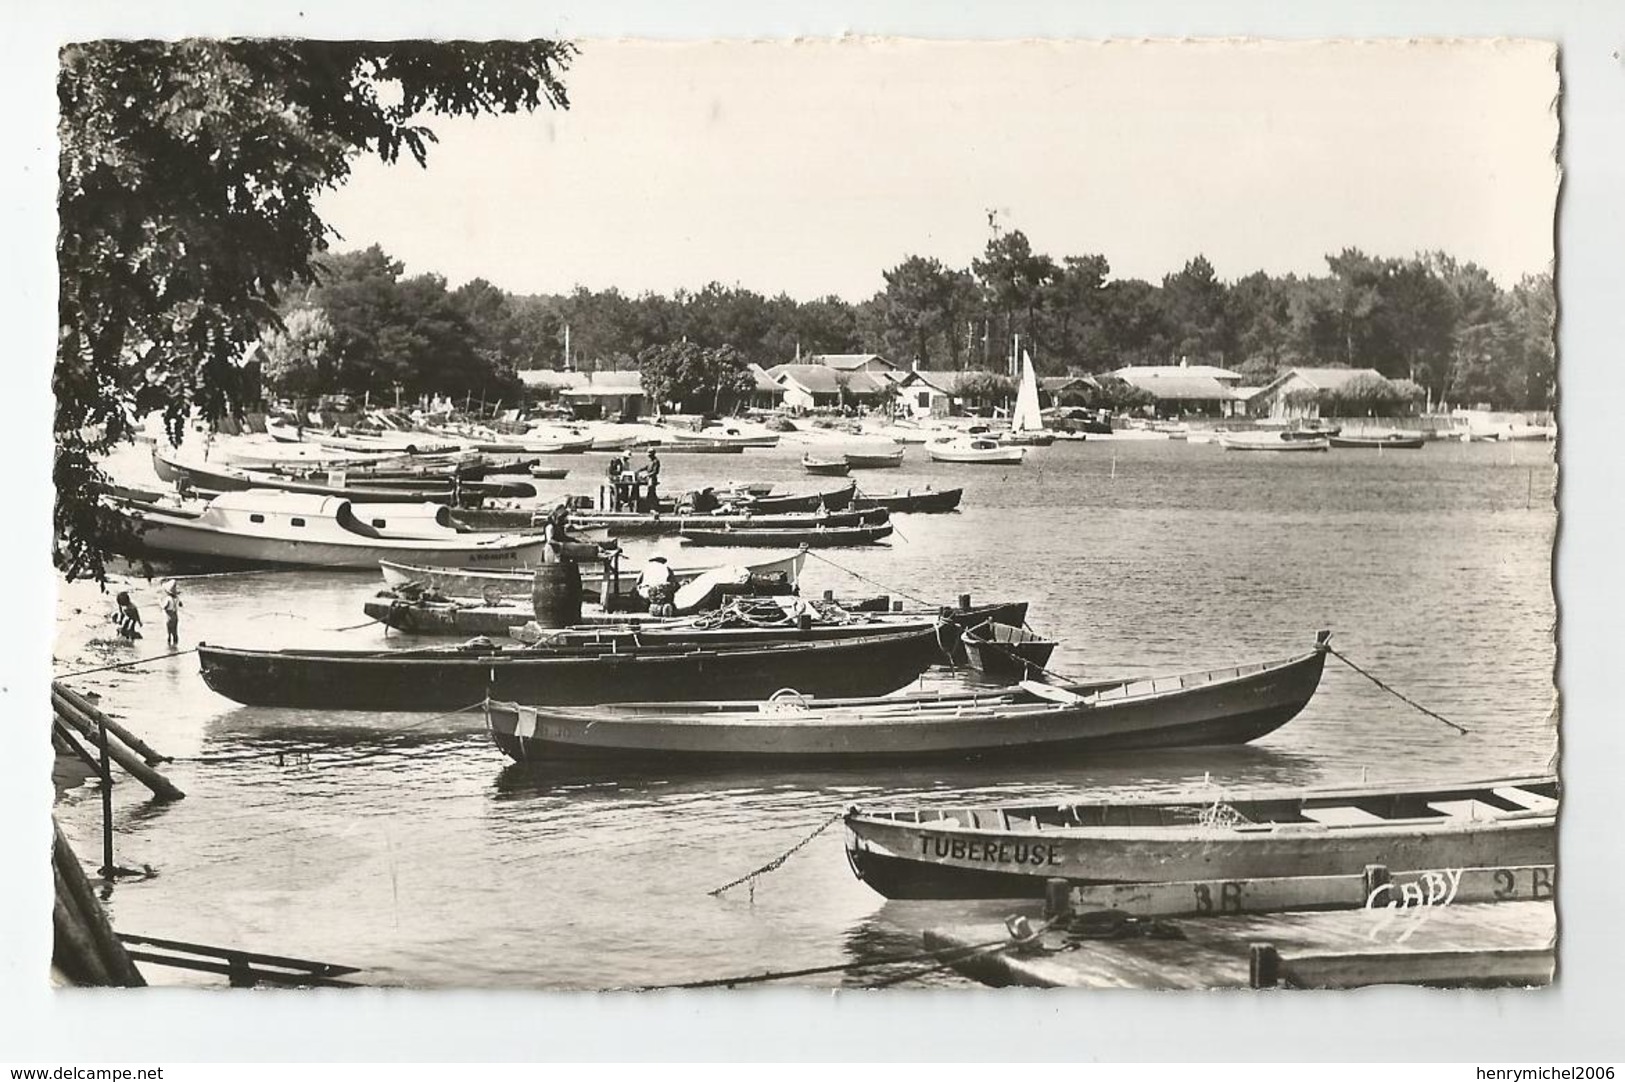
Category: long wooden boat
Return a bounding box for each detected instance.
[680,523,893,547]
[153,446,532,502]
[111,490,551,569]
[378,549,808,599]
[571,507,887,537]
[1329,431,1427,450]
[1219,431,1329,452]
[851,487,963,514]
[927,437,1026,464]
[844,770,1557,899]
[801,455,851,476]
[486,632,1327,765]
[843,448,905,469]
[196,627,946,709]
[736,482,856,514]
[647,441,745,455]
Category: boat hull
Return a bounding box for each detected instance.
[1329,436,1426,450]
[679,524,893,547]
[488,634,1323,765]
[846,771,1557,900]
[573,507,886,537]
[198,628,944,710]
[378,550,807,599]
[927,445,1026,464]
[851,488,963,514]
[121,512,551,570]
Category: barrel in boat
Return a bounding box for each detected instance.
[532,560,583,627]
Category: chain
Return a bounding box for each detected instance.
[707,809,846,897]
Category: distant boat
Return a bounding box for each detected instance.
[851,486,963,514]
[529,465,571,479]
[679,523,893,547]
[801,455,851,476]
[1000,352,1053,446]
[928,437,1026,464]
[650,441,746,455]
[735,482,856,513]
[669,425,780,448]
[1506,423,1557,442]
[847,772,1557,899]
[1329,430,1426,450]
[378,549,808,600]
[111,489,552,569]
[844,446,906,469]
[572,507,886,537]
[1219,431,1330,452]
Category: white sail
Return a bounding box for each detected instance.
[1012,352,1045,433]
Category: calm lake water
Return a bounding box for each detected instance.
[53,435,1558,989]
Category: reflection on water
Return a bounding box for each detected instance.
[52,438,1557,988]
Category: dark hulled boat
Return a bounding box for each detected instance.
[195,627,946,710]
[850,487,963,514]
[679,523,893,547]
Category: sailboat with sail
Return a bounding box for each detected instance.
[1000,352,1055,446]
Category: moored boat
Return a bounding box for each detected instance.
[850,487,963,514]
[197,626,947,710]
[801,455,851,476]
[111,489,552,569]
[572,507,887,537]
[1219,431,1330,452]
[680,523,893,547]
[845,768,1557,899]
[378,549,808,600]
[843,447,906,469]
[734,482,857,514]
[668,425,780,448]
[927,437,1026,464]
[487,631,1329,765]
[959,620,1057,680]
[1329,430,1426,450]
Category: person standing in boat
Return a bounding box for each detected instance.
[606,453,625,510]
[641,448,662,512]
[113,591,143,642]
[636,555,676,617]
[160,579,183,648]
[542,502,573,563]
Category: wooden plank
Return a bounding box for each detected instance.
[1429,799,1504,820]
[1067,865,1556,919]
[1301,806,1387,826]
[1279,947,1553,989]
[115,932,361,977]
[1494,787,1559,813]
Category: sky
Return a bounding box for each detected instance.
[316,38,1559,302]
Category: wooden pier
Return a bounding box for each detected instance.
[920,865,1556,990]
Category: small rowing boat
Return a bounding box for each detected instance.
[572,507,887,537]
[850,487,962,514]
[1329,430,1427,450]
[843,447,905,469]
[801,455,851,476]
[680,523,893,547]
[846,768,1556,899]
[378,549,808,600]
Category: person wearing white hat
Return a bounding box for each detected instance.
[636,555,676,616]
[160,579,183,648]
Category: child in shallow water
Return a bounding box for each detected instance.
[113,591,142,642]
[160,579,182,647]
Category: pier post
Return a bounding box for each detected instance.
[891,599,903,612]
[1043,877,1071,920]
[600,555,614,613]
[1362,864,1391,901]
[822,589,834,602]
[1248,943,1281,989]
[958,593,971,611]
[97,717,114,877]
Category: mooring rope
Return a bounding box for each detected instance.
[707,809,846,897]
[1327,645,1469,735]
[636,917,1059,990]
[801,550,936,609]
[53,648,200,680]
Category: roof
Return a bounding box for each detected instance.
[768,364,890,396]
[1040,376,1095,393]
[1114,373,1240,401]
[1113,364,1243,383]
[1275,367,1387,392]
[518,369,645,395]
[804,354,900,372]
[898,370,998,395]
[746,364,788,394]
